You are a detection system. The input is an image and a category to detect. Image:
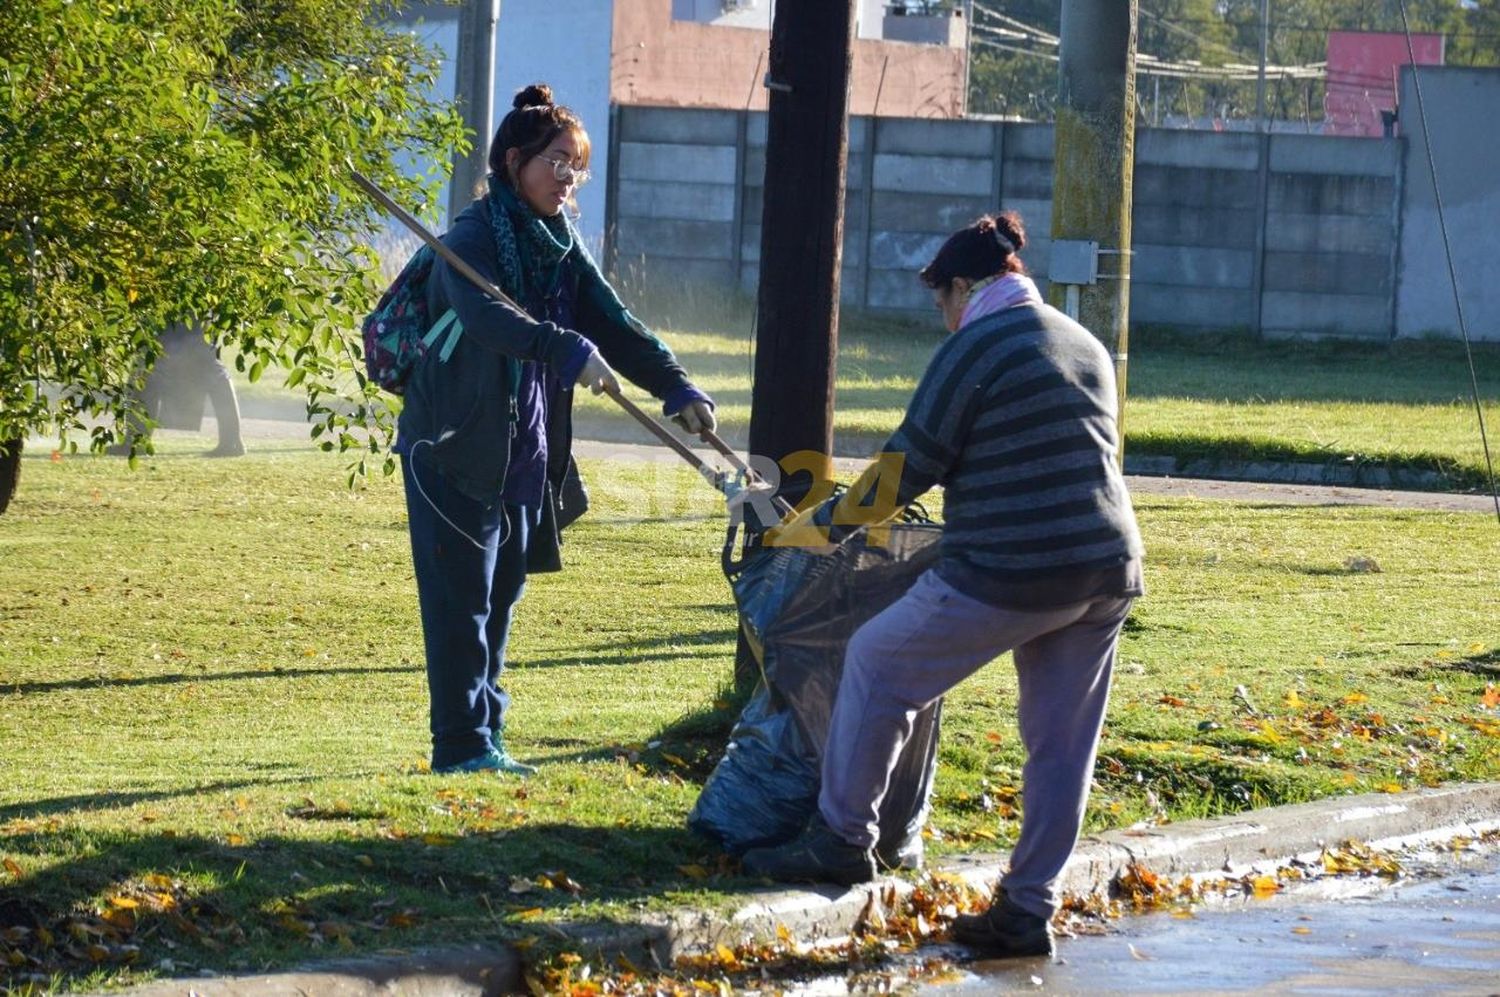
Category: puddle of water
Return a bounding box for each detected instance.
[927,849,1500,995]
[772,848,1500,995]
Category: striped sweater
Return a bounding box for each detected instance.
[838,302,1144,608]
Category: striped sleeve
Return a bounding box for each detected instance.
[826,330,999,539]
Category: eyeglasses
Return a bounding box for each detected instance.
[538,154,591,187]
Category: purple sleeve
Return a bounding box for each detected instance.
[662,383,714,417]
[556,338,598,387]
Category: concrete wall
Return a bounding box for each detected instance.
[386,0,964,264]
[1396,66,1500,342]
[609,105,1412,338]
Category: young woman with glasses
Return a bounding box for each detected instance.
[395,83,716,775]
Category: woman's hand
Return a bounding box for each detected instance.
[672,399,717,435]
[576,351,620,396]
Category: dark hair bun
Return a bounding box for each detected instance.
[919,209,1030,288]
[513,83,554,110]
[991,211,1027,253]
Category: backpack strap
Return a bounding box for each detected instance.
[423,308,465,363]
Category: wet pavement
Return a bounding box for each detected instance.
[922,849,1500,996]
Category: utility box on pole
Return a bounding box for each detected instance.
[1049,0,1137,453]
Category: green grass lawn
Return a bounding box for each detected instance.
[230,308,1500,490]
[566,319,1500,490]
[1,443,1497,991]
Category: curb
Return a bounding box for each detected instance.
[1122,453,1458,492]
[111,782,1500,997]
[101,419,1487,504]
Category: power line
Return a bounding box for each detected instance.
[1395,0,1500,524]
[970,1,1058,44]
[1150,15,1500,44]
[1138,5,1256,63]
[972,4,1327,79]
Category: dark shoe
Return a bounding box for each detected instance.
[741,818,876,887]
[876,840,923,873]
[950,889,1054,958]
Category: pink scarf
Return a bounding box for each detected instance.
[959,273,1043,329]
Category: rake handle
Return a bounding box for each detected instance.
[351,168,745,491]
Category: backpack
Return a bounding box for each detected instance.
[361,244,465,394]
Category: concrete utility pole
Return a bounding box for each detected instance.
[448,0,501,221]
[749,0,856,504]
[1048,0,1137,457]
[1254,0,1270,130]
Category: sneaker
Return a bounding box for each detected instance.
[432,748,536,777]
[741,817,876,887]
[489,733,538,777]
[949,889,1054,958]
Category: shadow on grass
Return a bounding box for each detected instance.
[515,629,739,671]
[531,678,750,781]
[0,775,324,824]
[2,664,416,697]
[0,820,738,993]
[1396,648,1500,679]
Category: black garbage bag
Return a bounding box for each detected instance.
[688,520,944,866]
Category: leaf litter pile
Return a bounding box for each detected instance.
[517,828,1500,995]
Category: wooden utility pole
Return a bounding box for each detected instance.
[748,0,856,507]
[448,0,501,220]
[739,0,855,693]
[1049,0,1137,455]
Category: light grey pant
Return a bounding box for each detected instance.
[818,568,1132,919]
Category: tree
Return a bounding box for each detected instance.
[969,0,1499,127]
[0,0,463,512]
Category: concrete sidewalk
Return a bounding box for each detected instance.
[127,414,1500,515]
[114,782,1500,997]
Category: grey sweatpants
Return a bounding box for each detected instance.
[818,568,1132,919]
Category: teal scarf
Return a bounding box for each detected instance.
[483,173,668,369]
[487,175,577,313]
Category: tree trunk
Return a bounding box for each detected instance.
[0,437,21,517]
